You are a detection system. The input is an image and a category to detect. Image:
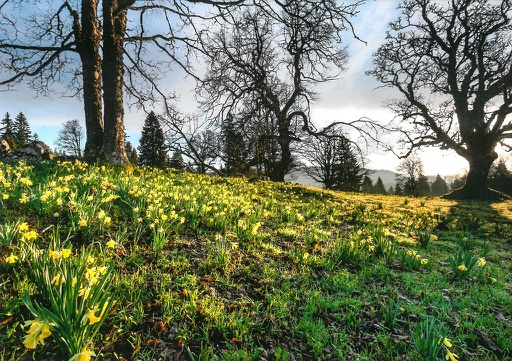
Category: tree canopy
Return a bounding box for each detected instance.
[369,0,512,199]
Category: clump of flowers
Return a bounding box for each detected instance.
[21,244,117,359]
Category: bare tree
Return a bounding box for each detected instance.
[55,119,84,157]
[197,1,373,182]
[0,0,243,164]
[396,155,425,197]
[369,0,512,199]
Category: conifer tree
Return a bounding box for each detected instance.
[431,174,449,196]
[0,112,16,149]
[125,141,138,164]
[374,177,387,195]
[0,112,14,138]
[361,176,374,194]
[138,111,168,168]
[14,112,31,146]
[169,150,185,170]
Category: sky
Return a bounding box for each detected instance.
[0,1,481,176]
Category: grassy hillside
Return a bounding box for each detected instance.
[0,160,511,360]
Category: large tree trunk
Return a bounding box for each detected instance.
[102,0,129,165]
[270,133,292,182]
[81,0,104,160]
[447,150,498,200]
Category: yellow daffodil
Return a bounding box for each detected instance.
[457,264,467,272]
[49,249,62,260]
[69,348,96,361]
[443,338,452,348]
[82,308,101,325]
[79,219,87,227]
[106,240,116,248]
[78,287,91,300]
[22,318,52,349]
[72,277,77,287]
[429,234,438,241]
[478,257,486,267]
[17,222,29,232]
[51,274,66,286]
[61,248,72,258]
[21,231,38,241]
[445,349,459,361]
[421,258,428,265]
[2,193,8,200]
[5,254,18,264]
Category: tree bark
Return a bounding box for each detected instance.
[102,0,129,165]
[447,150,499,200]
[80,0,104,160]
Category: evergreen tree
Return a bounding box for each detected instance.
[169,150,185,170]
[374,177,387,195]
[361,176,374,194]
[138,111,168,168]
[488,159,512,196]
[33,133,40,141]
[14,112,31,146]
[388,186,394,195]
[431,174,449,196]
[222,114,248,175]
[394,183,403,196]
[451,175,467,191]
[125,141,138,164]
[0,112,16,149]
[418,175,431,197]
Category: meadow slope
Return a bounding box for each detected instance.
[0,160,511,360]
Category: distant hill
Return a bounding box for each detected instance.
[366,169,399,190]
[286,168,399,190]
[286,167,458,191]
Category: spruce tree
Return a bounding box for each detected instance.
[374,177,387,195]
[169,150,185,170]
[14,112,31,146]
[361,176,374,194]
[431,174,449,196]
[138,111,168,168]
[0,112,16,149]
[125,141,138,164]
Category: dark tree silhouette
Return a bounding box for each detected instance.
[55,120,84,157]
[488,158,512,196]
[361,176,374,194]
[431,174,449,196]
[138,111,168,168]
[14,112,32,147]
[0,0,243,163]
[198,1,372,181]
[125,141,138,164]
[0,113,14,139]
[369,0,512,199]
[396,156,425,197]
[221,115,250,176]
[374,177,387,195]
[302,131,364,191]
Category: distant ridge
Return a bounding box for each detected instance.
[286,168,458,190]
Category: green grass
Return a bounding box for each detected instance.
[0,160,511,360]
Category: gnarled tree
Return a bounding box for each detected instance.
[198,1,368,181]
[369,0,512,199]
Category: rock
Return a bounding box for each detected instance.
[0,138,10,153]
[0,139,53,162]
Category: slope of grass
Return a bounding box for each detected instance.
[0,160,511,360]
